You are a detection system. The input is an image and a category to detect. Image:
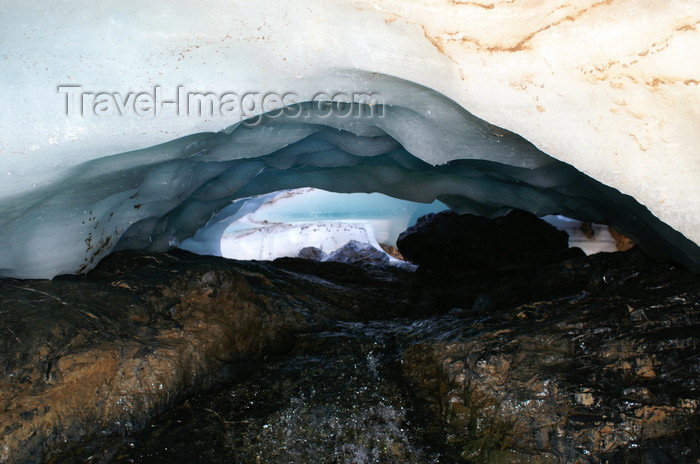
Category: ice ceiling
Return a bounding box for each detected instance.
[0,80,698,279]
[0,1,698,278]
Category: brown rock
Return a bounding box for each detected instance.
[401,257,699,462]
[379,243,405,260]
[0,250,434,463]
[609,227,636,251]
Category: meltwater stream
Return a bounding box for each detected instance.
[56,319,449,463]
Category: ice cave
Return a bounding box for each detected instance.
[0,1,698,463]
[1,81,698,279]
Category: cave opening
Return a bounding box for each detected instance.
[108,98,697,273]
[1,84,699,464]
[2,0,700,459]
[2,77,699,280]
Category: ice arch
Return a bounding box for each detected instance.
[0,78,698,279]
[1,1,698,278]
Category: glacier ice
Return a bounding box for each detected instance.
[0,80,698,278]
[180,188,447,260]
[1,2,698,278]
[181,189,618,263]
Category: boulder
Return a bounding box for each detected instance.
[397,209,583,273]
[297,246,327,262]
[325,240,391,266]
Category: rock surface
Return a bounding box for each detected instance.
[298,241,416,271]
[380,243,405,260]
[297,246,327,261]
[324,240,391,266]
[0,250,426,463]
[609,227,637,252]
[397,210,582,273]
[1,248,698,463]
[402,252,700,462]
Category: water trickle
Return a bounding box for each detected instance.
[58,320,446,463]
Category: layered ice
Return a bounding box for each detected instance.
[0,83,698,278]
[1,2,698,279]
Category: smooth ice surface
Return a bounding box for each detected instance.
[0,83,564,279]
[180,188,447,260]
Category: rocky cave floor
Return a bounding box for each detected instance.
[0,248,698,463]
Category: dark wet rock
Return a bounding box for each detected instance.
[397,210,584,273]
[325,240,391,266]
[1,247,698,463]
[401,254,700,463]
[297,241,417,270]
[53,323,438,464]
[297,246,327,261]
[0,250,438,463]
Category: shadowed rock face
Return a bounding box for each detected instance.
[1,248,698,463]
[326,240,391,266]
[397,210,583,273]
[402,254,700,462]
